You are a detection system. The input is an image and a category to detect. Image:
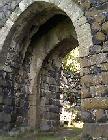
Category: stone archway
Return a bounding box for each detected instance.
[36,37,78,131]
[0,0,108,139]
[0,0,93,59]
[27,15,78,128]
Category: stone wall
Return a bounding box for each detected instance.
[0,12,76,133]
[0,38,32,133]
[39,52,61,132]
[80,1,108,139]
[0,0,22,28]
[0,0,108,139]
[60,70,81,107]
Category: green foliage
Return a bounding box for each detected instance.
[63,47,80,73]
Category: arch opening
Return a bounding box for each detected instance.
[37,42,82,134]
[0,0,93,138]
[26,13,78,129]
[1,0,108,139]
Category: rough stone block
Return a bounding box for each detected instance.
[82,68,90,76]
[3,113,11,123]
[101,63,108,71]
[102,21,108,33]
[81,87,91,99]
[81,75,93,87]
[102,41,108,52]
[80,58,90,68]
[81,0,91,9]
[0,78,6,86]
[0,95,3,104]
[95,32,105,42]
[95,109,107,122]
[82,97,108,109]
[91,22,101,32]
[90,65,101,75]
[85,7,99,18]
[90,86,96,96]
[93,74,102,85]
[40,119,50,131]
[101,72,108,84]
[83,123,108,138]
[95,85,108,96]
[0,112,11,123]
[94,14,105,24]
[96,2,108,10]
[90,54,97,65]
[3,97,12,105]
[81,111,95,123]
[49,105,59,113]
[89,45,102,54]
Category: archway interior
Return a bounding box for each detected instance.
[38,45,82,133]
[0,1,82,133]
[30,14,80,133]
[23,13,79,130]
[60,47,82,127]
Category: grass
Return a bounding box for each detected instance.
[37,135,80,140]
[0,127,82,140]
[37,127,82,140]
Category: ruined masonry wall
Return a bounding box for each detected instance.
[39,53,61,131]
[60,70,81,107]
[0,0,22,28]
[0,0,108,139]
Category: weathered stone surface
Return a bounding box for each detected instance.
[96,2,108,10]
[80,67,90,76]
[80,57,90,68]
[0,0,108,139]
[90,65,101,75]
[90,86,96,97]
[101,72,108,84]
[101,63,108,71]
[0,78,6,86]
[81,87,91,99]
[40,120,50,131]
[0,112,11,123]
[85,7,99,18]
[94,14,105,24]
[95,85,108,96]
[95,32,106,42]
[95,109,107,122]
[81,111,95,123]
[93,74,102,85]
[81,0,91,9]
[90,53,107,65]
[81,75,93,87]
[102,21,108,33]
[39,50,61,131]
[83,123,108,138]
[91,22,101,33]
[89,45,102,54]
[102,41,108,52]
[0,96,3,104]
[60,70,81,107]
[82,97,108,109]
